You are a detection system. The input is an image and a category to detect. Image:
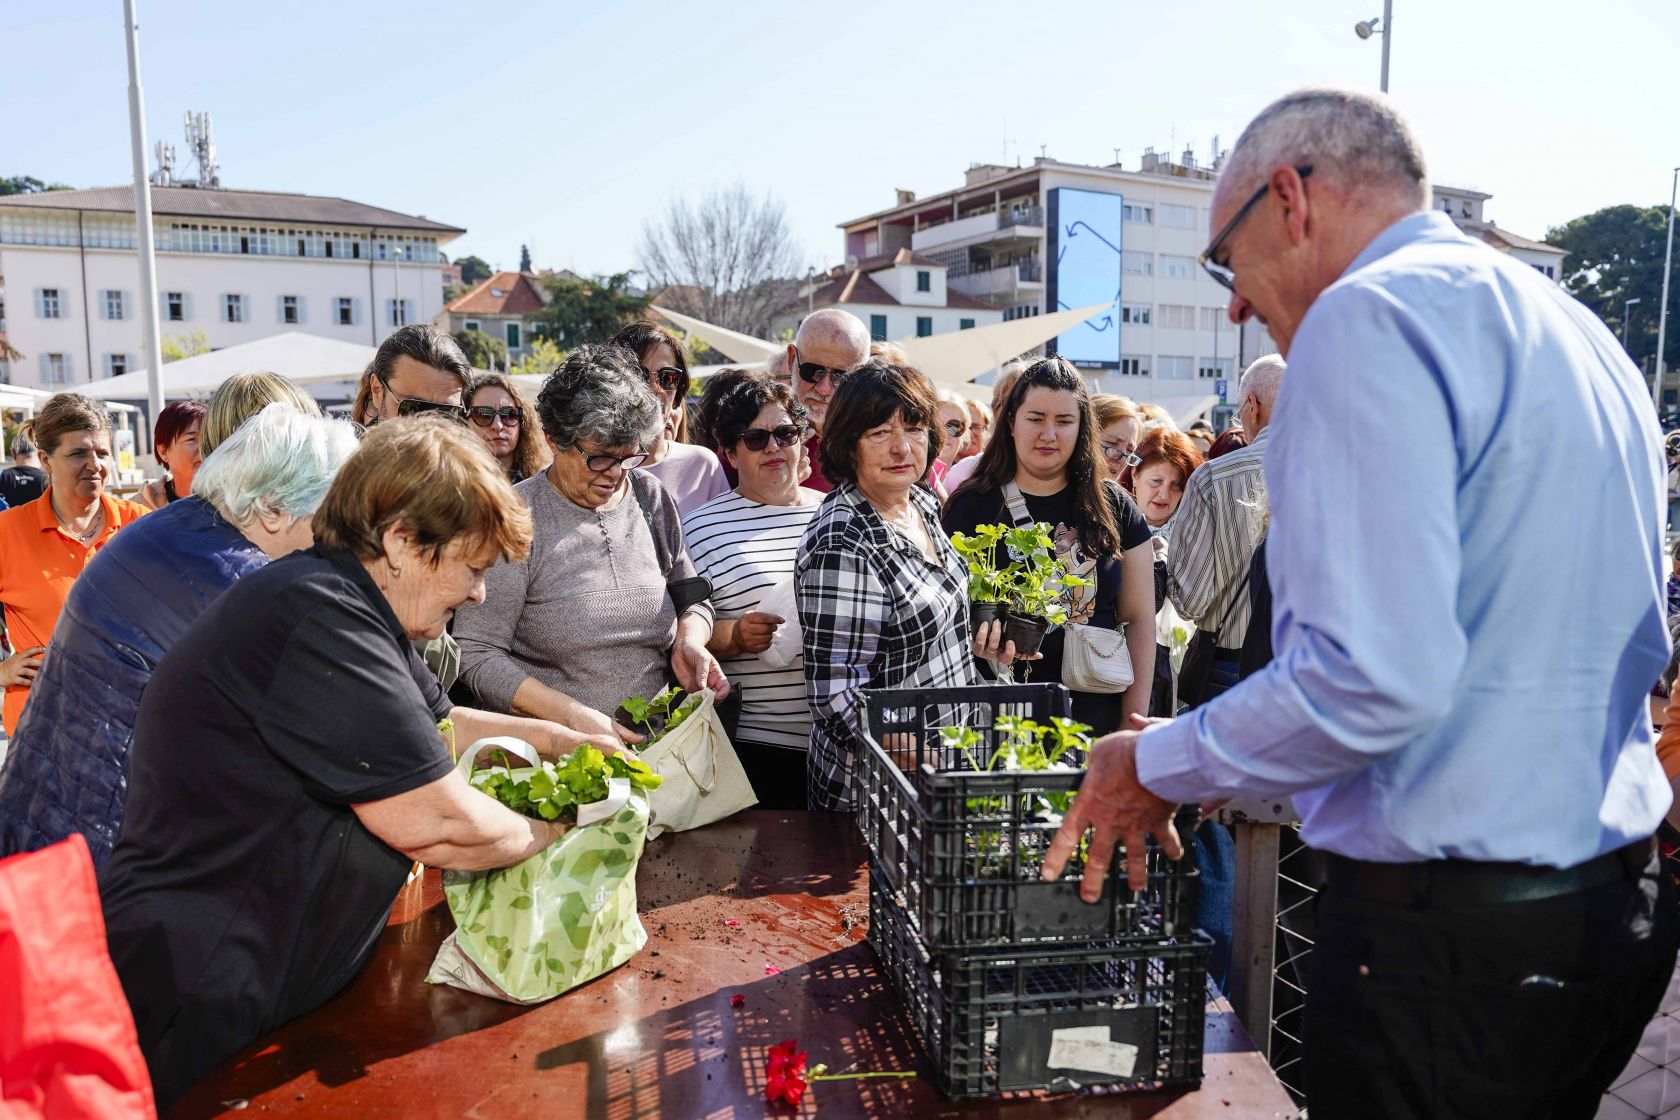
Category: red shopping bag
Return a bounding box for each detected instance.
[0,835,155,1120]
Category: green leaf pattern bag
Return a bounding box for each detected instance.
[426,738,650,1004]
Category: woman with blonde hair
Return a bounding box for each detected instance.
[201,371,321,456]
[1091,394,1144,482]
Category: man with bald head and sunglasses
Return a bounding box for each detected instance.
[786,308,871,493]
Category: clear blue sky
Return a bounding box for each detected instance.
[6,0,1677,279]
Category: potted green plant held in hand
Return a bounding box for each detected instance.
[949,523,1015,637]
[999,524,1089,657]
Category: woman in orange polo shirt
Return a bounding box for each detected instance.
[0,393,149,735]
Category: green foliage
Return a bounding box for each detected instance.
[951,521,1089,622]
[950,524,1010,603]
[453,328,507,371]
[620,686,700,743]
[476,744,662,824]
[456,255,493,286]
[0,176,71,196]
[939,715,1094,864]
[519,244,533,272]
[1547,203,1678,373]
[160,329,211,363]
[511,336,565,378]
[534,272,650,348]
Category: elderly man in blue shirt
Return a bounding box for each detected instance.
[1045,87,1676,1118]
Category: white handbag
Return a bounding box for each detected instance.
[1060,622,1134,694]
[640,688,758,838]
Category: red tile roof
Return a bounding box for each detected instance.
[810,267,998,312]
[444,271,547,316]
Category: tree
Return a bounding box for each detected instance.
[511,336,565,378]
[637,183,806,338]
[532,272,649,347]
[454,328,507,371]
[161,330,211,363]
[519,244,533,272]
[1547,204,1678,374]
[456,255,492,286]
[0,176,70,196]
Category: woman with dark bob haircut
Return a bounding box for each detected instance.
[795,358,1018,811]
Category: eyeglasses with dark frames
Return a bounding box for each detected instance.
[643,366,684,394]
[467,405,522,427]
[572,444,649,473]
[1100,442,1142,468]
[737,423,806,452]
[375,372,469,424]
[1199,164,1314,291]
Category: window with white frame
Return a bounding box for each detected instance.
[1198,357,1234,380]
[1160,254,1195,280]
[1200,307,1228,332]
[1122,251,1152,276]
[44,353,67,383]
[1123,204,1153,224]
[103,290,126,321]
[1118,355,1149,377]
[105,353,129,378]
[40,289,61,318]
[337,297,355,326]
[388,299,410,327]
[223,293,244,323]
[1121,304,1151,325]
[1159,203,1197,229]
[166,292,185,321]
[281,295,299,325]
[1157,304,1195,330]
[1158,355,1195,379]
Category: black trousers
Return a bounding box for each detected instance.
[1304,845,1679,1119]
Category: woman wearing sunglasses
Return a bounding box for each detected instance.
[609,321,729,516]
[464,373,546,483]
[931,389,970,499]
[681,374,823,808]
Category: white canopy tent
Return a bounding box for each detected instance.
[0,383,140,416]
[83,332,378,399]
[649,306,786,366]
[893,302,1112,391]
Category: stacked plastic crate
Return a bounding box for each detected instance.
[857,682,1211,1099]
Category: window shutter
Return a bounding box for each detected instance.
[33,289,43,318]
[351,297,363,325]
[277,294,287,323]
[37,353,48,380]
[124,290,134,321]
[243,294,252,323]
[181,292,193,321]
[63,353,74,381]
[295,295,307,325]
[98,291,109,321]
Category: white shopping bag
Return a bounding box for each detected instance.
[641,688,757,838]
[756,578,804,670]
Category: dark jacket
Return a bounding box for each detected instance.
[0,498,267,866]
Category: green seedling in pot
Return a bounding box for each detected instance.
[477,744,662,824]
[939,715,1094,874]
[950,523,1016,605]
[620,685,703,744]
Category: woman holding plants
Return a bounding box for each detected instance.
[797,357,1016,812]
[683,374,823,809]
[944,358,1156,732]
[1126,426,1204,718]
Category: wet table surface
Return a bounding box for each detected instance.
[179,812,1301,1120]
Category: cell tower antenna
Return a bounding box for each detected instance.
[150,140,175,187]
[183,111,220,188]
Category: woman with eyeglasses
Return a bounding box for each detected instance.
[609,321,730,516]
[931,389,970,499]
[455,344,729,744]
[464,373,546,483]
[943,359,1157,732]
[1126,426,1205,719]
[681,374,823,808]
[1092,394,1144,483]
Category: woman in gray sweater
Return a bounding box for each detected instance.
[455,344,729,741]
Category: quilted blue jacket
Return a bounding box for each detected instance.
[0,498,268,867]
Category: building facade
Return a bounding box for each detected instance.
[774,249,1002,343]
[0,185,462,388]
[1432,184,1569,280]
[437,271,548,363]
[837,151,1261,400]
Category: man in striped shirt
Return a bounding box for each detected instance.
[1166,354,1285,705]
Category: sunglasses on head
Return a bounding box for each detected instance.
[738,424,805,453]
[644,366,683,394]
[468,405,521,427]
[797,361,851,388]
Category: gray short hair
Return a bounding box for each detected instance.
[1222,87,1429,208]
[535,343,663,451]
[192,403,359,529]
[1238,354,1287,409]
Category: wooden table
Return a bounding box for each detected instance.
[179,812,1300,1119]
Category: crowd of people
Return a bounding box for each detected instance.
[0,82,1673,1119]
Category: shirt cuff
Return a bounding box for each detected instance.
[1133,721,1211,805]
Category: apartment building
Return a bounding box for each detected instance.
[0,185,463,388]
[1432,184,1569,280]
[837,149,1273,398]
[775,249,1003,343]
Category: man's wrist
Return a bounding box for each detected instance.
[1131,722,1209,805]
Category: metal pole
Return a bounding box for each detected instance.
[1625,297,1643,351]
[1656,167,1679,412]
[123,0,165,445]
[1379,0,1393,93]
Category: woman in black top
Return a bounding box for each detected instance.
[99,419,585,1108]
[942,358,1156,732]
[0,422,48,507]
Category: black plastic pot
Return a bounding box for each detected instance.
[1003,611,1050,657]
[969,599,1004,638]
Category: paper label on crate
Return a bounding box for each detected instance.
[1047,1028,1138,1078]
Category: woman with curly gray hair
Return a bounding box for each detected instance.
[455,343,729,742]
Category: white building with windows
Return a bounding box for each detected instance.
[838,150,1267,402]
[1431,184,1568,281]
[0,185,462,388]
[774,249,1002,343]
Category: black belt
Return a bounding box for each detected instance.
[1322,838,1656,907]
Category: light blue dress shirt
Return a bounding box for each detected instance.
[1136,211,1671,866]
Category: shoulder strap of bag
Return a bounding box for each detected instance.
[628,471,673,576]
[1211,570,1252,644]
[1000,481,1035,529]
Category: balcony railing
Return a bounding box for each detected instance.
[999,205,1044,229]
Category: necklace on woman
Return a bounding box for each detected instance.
[52,497,103,544]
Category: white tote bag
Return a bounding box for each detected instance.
[641,689,758,838]
[755,578,804,671]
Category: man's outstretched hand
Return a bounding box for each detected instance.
[1041,725,1184,902]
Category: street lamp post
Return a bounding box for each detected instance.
[1624,297,1643,354]
[122,0,166,445]
[1354,0,1394,93]
[1656,166,1679,411]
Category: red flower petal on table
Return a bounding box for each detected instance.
[764,964,781,975]
[765,1039,809,1107]
[723,918,740,926]
[730,994,745,1008]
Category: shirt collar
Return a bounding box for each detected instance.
[33,487,127,543]
[1342,210,1469,279]
[838,480,941,555]
[314,545,411,644]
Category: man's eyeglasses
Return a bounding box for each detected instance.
[943,419,968,438]
[572,444,648,473]
[376,373,468,424]
[738,424,806,453]
[643,366,684,394]
[468,405,521,427]
[1101,442,1142,468]
[1199,164,1314,291]
[796,361,852,389]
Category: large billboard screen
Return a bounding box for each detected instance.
[1046,187,1123,368]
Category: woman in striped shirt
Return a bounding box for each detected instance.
[683,375,825,809]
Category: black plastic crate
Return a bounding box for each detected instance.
[858,683,1197,949]
[868,863,1209,1099]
